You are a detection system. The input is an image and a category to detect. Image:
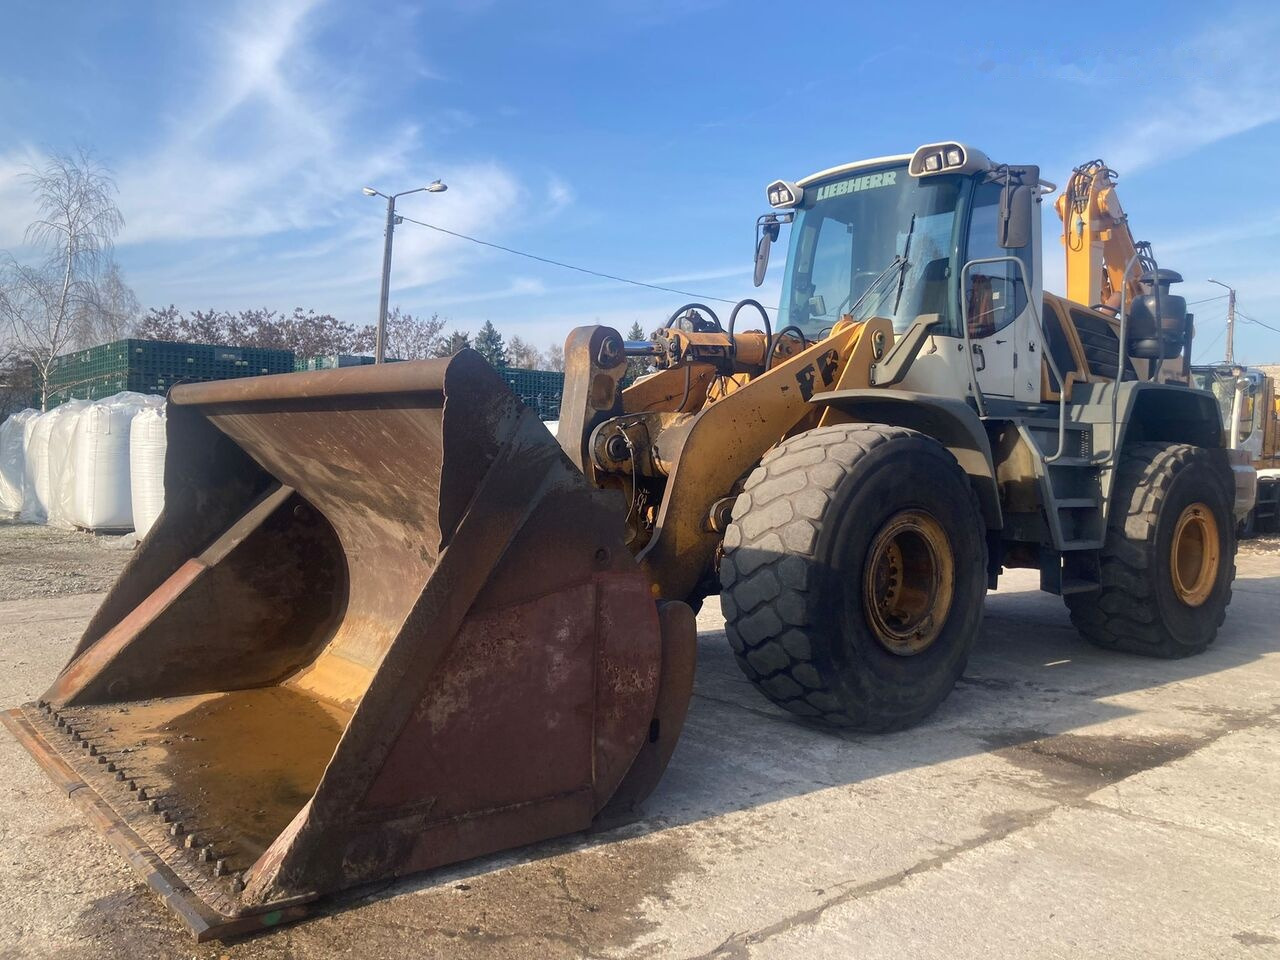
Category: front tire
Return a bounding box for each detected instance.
[719,424,988,731]
[1066,442,1236,658]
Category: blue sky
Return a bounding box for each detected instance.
[2,0,1279,362]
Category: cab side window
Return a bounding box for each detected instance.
[963,182,1030,339]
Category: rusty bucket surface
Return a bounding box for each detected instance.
[3,350,695,940]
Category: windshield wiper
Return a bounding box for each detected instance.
[891,213,917,315]
[841,213,918,323]
[845,253,906,321]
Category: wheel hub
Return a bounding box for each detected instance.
[863,510,954,656]
[1170,501,1220,607]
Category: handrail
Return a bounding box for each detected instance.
[1105,249,1145,468]
[957,258,993,419]
[959,256,1069,459]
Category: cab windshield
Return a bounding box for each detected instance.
[778,163,963,339]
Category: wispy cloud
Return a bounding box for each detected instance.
[0,144,45,248]
[113,0,430,244]
[1099,11,1280,172]
[1156,209,1280,258]
[11,0,566,323]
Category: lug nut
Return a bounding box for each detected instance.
[214,859,226,877]
[145,800,158,813]
[200,846,213,863]
[230,877,245,894]
[169,822,184,837]
[136,787,148,800]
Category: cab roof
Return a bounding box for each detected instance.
[796,154,912,188]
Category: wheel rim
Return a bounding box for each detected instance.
[1170,502,1220,607]
[863,509,954,656]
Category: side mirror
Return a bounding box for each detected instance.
[998,183,1032,249]
[754,220,779,287]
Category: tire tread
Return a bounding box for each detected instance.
[1065,442,1235,658]
[722,423,986,729]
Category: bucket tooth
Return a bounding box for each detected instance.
[3,350,696,941]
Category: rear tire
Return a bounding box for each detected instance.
[1065,442,1235,658]
[719,424,988,731]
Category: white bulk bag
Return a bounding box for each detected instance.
[0,409,39,515]
[130,405,167,539]
[70,393,162,531]
[47,400,91,529]
[20,413,44,521]
[22,402,88,524]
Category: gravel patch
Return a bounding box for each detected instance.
[1239,533,1280,556]
[0,519,134,601]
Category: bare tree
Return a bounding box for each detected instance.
[0,149,129,408]
[136,304,182,340]
[0,358,37,419]
[433,330,472,357]
[0,328,37,417]
[381,307,446,360]
[506,335,543,370]
[74,261,140,344]
[543,341,565,372]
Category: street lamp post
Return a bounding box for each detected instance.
[1206,277,1236,365]
[363,180,447,362]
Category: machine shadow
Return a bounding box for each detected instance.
[296,566,1279,934]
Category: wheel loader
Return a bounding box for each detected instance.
[1191,362,1280,536]
[4,142,1255,939]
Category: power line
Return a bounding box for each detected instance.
[1240,313,1280,334]
[1192,326,1227,363]
[1235,304,1280,335]
[396,214,767,309]
[1186,294,1228,306]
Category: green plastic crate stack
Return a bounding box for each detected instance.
[492,366,635,421]
[498,368,567,421]
[44,339,296,407]
[294,354,378,371]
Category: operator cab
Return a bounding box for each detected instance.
[1193,364,1265,454]
[757,142,1045,405]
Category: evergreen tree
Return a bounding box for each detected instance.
[473,319,507,367]
[625,321,649,380]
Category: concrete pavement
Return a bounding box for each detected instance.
[0,547,1277,959]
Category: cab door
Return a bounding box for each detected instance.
[960,180,1040,403]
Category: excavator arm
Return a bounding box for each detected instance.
[1053,159,1194,376]
[1054,159,1149,312]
